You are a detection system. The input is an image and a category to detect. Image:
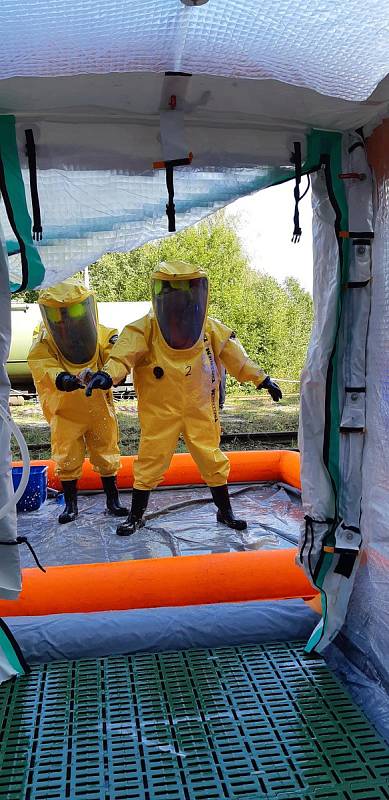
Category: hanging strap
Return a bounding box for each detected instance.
[291,142,302,243]
[154,154,193,233]
[291,142,310,243]
[164,156,193,232]
[165,162,176,232]
[0,536,46,572]
[25,129,43,241]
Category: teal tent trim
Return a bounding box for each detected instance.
[0,618,28,677]
[0,115,45,292]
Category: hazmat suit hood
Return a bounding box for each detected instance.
[151,261,209,350]
[38,278,98,365]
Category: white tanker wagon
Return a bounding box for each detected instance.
[8,300,151,388]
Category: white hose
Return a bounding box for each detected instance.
[0,404,30,520]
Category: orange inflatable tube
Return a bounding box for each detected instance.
[6,450,306,617]
[13,449,300,492]
[0,549,314,617]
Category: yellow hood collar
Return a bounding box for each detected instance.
[152,261,207,282]
[38,278,92,308]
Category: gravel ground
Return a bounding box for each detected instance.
[10,393,299,459]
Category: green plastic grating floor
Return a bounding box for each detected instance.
[0,642,389,800]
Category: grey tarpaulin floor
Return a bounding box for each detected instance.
[17,483,302,568]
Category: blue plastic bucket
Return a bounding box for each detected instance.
[12,465,48,513]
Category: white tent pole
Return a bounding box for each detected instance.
[84,265,90,289]
[0,229,22,603]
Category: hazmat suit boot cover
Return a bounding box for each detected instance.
[101,475,129,517]
[210,484,247,530]
[58,479,78,524]
[116,489,150,536]
[28,278,121,484]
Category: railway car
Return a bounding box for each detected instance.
[8,301,151,389]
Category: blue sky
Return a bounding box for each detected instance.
[226,180,313,293]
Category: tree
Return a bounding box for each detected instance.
[14,288,39,303]
[15,213,313,386]
[90,214,313,386]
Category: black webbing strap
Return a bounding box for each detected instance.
[165,163,176,232]
[25,129,43,242]
[25,129,43,241]
[292,142,302,242]
[164,156,192,232]
[291,142,310,243]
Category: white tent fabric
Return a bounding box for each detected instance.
[0,0,388,709]
[0,228,25,681]
[0,0,388,102]
[0,229,21,600]
[2,72,389,289]
[341,145,389,702]
[4,158,294,289]
[299,134,373,653]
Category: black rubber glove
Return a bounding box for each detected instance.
[258,375,283,402]
[55,372,83,392]
[85,371,113,397]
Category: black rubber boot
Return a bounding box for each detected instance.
[116,489,150,536]
[210,484,247,531]
[101,476,129,517]
[58,480,78,524]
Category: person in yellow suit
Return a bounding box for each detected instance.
[28,278,128,524]
[83,261,282,536]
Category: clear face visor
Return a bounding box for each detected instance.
[40,296,98,364]
[152,277,208,350]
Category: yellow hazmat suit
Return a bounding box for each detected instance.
[104,261,266,491]
[28,279,121,482]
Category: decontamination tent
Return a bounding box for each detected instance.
[0,0,389,706]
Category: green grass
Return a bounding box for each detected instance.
[10,393,299,460]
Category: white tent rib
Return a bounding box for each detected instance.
[1,73,389,135]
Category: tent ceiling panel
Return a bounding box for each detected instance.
[0,2,388,290]
[1,0,389,102]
